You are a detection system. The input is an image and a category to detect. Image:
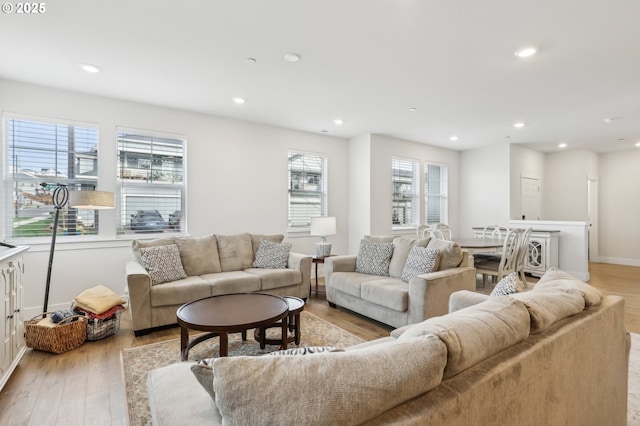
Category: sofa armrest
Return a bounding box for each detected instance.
[325,255,357,274]
[287,252,312,296]
[448,290,489,313]
[406,264,477,324]
[126,260,153,333]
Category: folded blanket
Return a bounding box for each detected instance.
[73,285,126,315]
[74,304,125,320]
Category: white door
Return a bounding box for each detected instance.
[588,178,598,261]
[521,177,540,221]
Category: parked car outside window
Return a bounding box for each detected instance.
[130,210,165,232]
[168,210,182,230]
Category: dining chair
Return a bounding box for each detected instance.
[416,225,430,239]
[515,227,532,285]
[474,228,522,287]
[432,223,452,240]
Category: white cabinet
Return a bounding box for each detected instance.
[0,246,28,391]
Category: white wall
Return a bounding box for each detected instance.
[509,145,545,220]
[598,149,640,265]
[0,78,350,316]
[543,150,596,221]
[347,134,372,253]
[459,144,510,237]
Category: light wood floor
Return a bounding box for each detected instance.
[0,262,637,425]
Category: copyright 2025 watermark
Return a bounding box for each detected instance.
[2,2,46,13]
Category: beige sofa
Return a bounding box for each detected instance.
[146,268,629,425]
[325,235,477,328]
[126,233,311,335]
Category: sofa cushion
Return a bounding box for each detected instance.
[200,271,262,295]
[252,239,291,269]
[139,244,188,285]
[364,235,395,243]
[355,239,394,276]
[533,270,602,308]
[244,268,302,291]
[388,236,430,278]
[212,335,447,425]
[191,358,216,399]
[330,272,382,297]
[426,239,463,270]
[150,275,212,307]
[175,234,222,275]
[215,233,253,272]
[361,278,409,311]
[250,234,285,257]
[510,289,585,333]
[131,237,175,263]
[401,246,440,283]
[536,266,581,284]
[397,297,530,378]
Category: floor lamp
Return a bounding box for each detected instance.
[42,184,115,314]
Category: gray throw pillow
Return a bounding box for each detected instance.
[139,244,187,285]
[355,239,394,276]
[401,246,440,282]
[190,358,215,399]
[490,272,521,297]
[252,239,292,269]
[267,346,342,356]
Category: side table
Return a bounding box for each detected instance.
[311,255,334,296]
[254,296,305,348]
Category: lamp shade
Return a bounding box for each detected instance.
[69,190,115,210]
[310,216,336,237]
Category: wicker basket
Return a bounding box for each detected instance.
[25,313,87,354]
[85,310,122,341]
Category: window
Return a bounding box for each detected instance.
[392,157,420,227]
[424,162,448,225]
[4,115,100,239]
[288,151,327,232]
[117,129,185,235]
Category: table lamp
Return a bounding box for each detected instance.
[310,216,336,257]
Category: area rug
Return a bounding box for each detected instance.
[121,311,365,426]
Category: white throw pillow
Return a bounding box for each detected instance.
[139,244,187,285]
[401,246,440,282]
[355,239,394,276]
[252,239,291,269]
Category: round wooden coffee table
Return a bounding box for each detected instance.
[176,293,289,360]
[254,296,305,348]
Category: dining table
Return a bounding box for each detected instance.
[454,237,504,254]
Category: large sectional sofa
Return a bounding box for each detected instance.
[146,267,629,425]
[325,235,477,328]
[126,233,311,335]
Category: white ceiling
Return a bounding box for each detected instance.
[1,0,639,153]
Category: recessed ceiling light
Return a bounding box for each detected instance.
[604,117,614,124]
[450,136,459,141]
[635,141,640,147]
[514,46,538,58]
[558,142,568,148]
[409,107,417,112]
[513,122,525,128]
[333,119,344,125]
[232,97,246,104]
[284,53,301,62]
[81,64,101,73]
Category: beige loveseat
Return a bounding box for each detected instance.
[325,235,476,328]
[126,233,311,335]
[146,268,629,425]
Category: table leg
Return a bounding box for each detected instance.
[315,262,319,294]
[219,332,229,357]
[281,315,288,350]
[294,313,301,345]
[180,326,189,361]
[259,327,266,349]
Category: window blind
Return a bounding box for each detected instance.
[288,151,327,231]
[4,116,100,239]
[117,130,185,235]
[392,157,420,227]
[425,162,448,225]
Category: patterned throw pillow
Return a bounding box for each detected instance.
[266,346,342,356]
[252,239,292,269]
[191,358,215,399]
[401,246,440,283]
[490,272,520,297]
[139,244,187,285]
[355,239,394,276]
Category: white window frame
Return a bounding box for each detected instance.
[3,114,101,242]
[287,150,328,234]
[116,128,186,237]
[424,161,448,226]
[392,156,420,230]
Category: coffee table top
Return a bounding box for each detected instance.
[177,293,289,333]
